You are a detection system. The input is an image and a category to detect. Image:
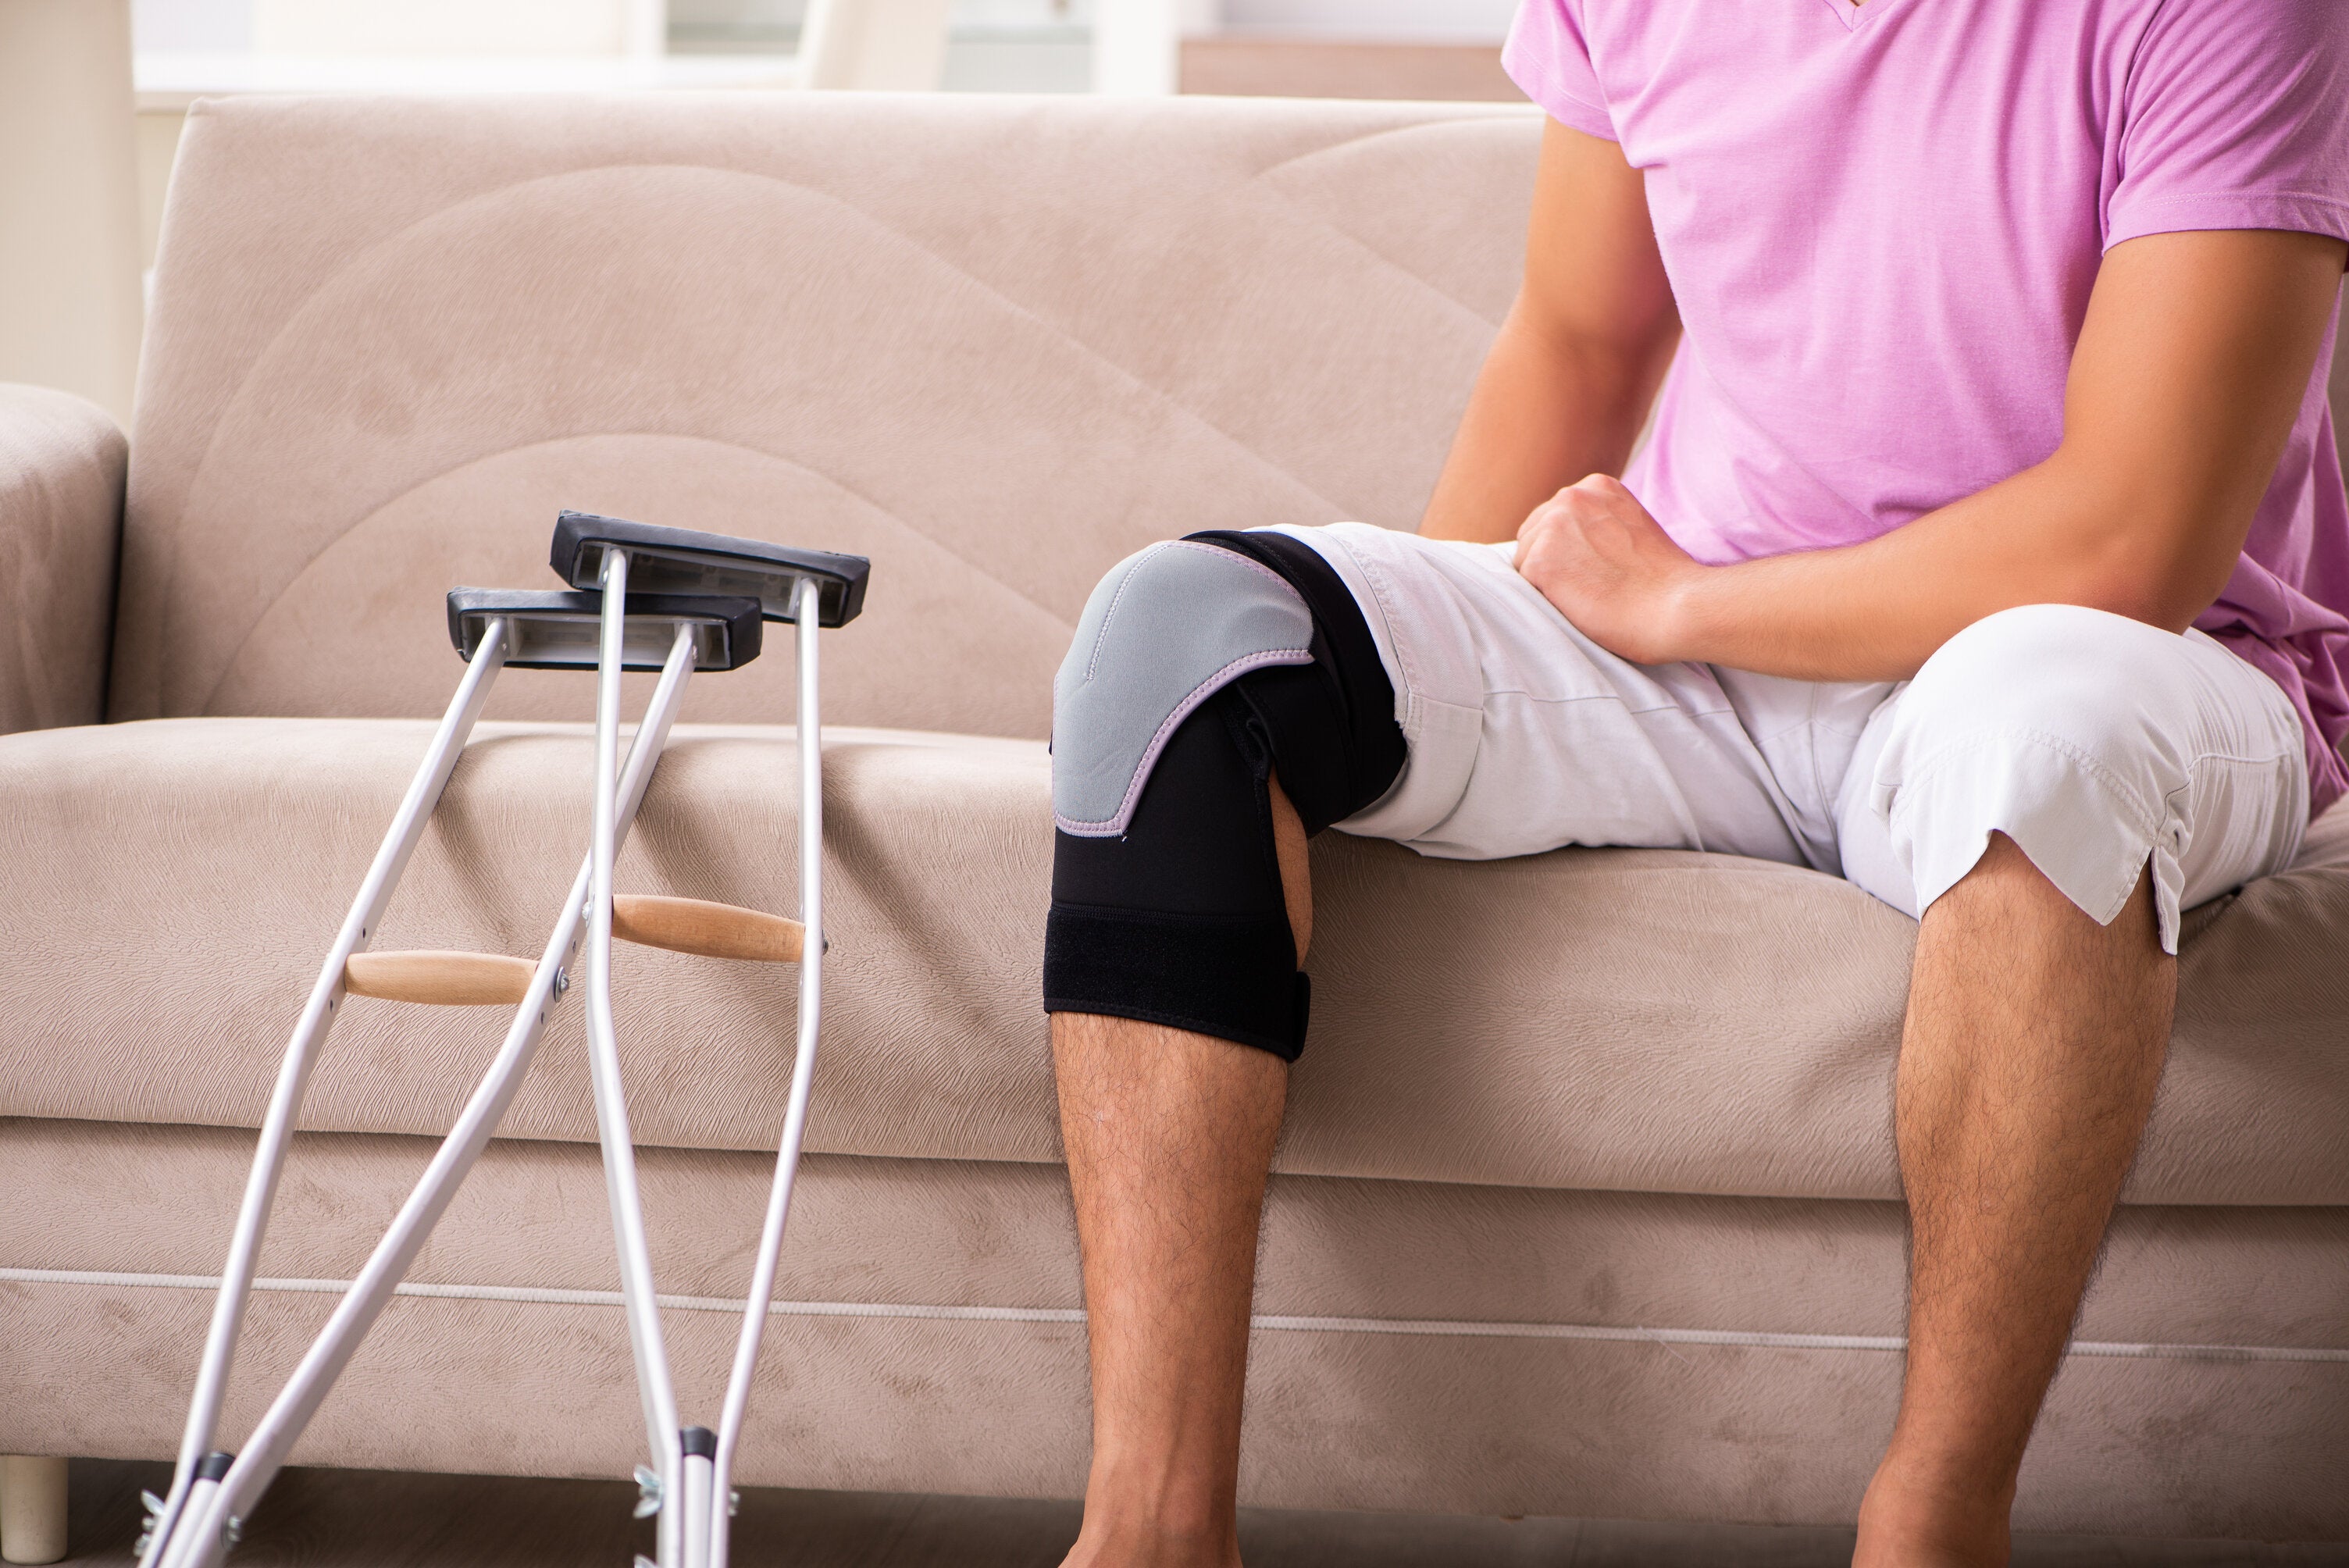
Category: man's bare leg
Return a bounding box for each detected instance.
[1054,779,1310,1568]
[1855,832,2173,1568]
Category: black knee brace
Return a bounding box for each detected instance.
[1043,530,1405,1060]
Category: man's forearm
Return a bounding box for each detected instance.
[1666,457,2207,682]
[1518,436,2268,683]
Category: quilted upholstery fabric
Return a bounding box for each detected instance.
[4,716,2345,1206]
[113,93,1535,735]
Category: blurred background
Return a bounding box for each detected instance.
[126,0,1521,94]
[0,0,1525,429]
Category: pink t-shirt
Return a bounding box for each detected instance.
[1504,0,2349,814]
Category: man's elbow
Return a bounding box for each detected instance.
[2062,510,2241,633]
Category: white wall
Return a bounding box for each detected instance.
[0,0,144,424]
[249,0,638,56]
[130,0,246,49]
[137,0,654,56]
[1218,0,1514,41]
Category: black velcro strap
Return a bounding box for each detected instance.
[1045,904,1309,1062]
[1183,529,1405,831]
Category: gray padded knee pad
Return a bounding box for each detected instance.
[1053,539,1314,836]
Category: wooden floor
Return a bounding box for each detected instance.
[48,1461,2347,1567]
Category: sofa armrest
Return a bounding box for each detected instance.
[0,383,124,733]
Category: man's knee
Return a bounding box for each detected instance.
[1868,605,2201,941]
[1043,531,1401,1064]
[1900,604,2187,768]
[1051,539,1316,839]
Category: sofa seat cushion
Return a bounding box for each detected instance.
[4,716,2346,1205]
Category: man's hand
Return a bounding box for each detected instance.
[1513,474,1704,665]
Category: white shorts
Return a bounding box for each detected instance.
[1272,523,2312,953]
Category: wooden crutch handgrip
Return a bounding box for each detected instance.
[344,950,536,1006]
[611,894,804,964]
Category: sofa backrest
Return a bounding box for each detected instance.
[113,94,1539,734]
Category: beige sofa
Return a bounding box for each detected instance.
[2,92,2346,1543]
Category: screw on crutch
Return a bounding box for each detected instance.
[548,511,870,1568]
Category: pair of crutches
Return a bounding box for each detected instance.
[137,512,870,1568]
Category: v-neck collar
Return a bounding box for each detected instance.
[1817,0,1905,34]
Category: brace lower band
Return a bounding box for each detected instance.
[1043,529,1405,1060]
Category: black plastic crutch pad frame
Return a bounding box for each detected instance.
[446,589,764,671]
[551,511,871,628]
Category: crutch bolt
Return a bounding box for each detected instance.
[552,967,570,996]
[632,1465,663,1519]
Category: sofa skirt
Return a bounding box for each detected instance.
[2,1117,2344,1538]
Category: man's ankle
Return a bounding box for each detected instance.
[1854,1449,2016,1568]
[1065,1452,1240,1567]
[1060,1512,1242,1568]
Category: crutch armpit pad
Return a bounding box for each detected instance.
[551,511,870,626]
[446,589,762,670]
[1052,540,1316,837]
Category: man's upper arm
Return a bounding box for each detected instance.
[2058,228,2346,628]
[1517,119,1678,366]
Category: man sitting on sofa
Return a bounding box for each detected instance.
[1040,4,2349,1564]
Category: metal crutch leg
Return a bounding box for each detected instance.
[140,618,511,1568]
[141,590,764,1568]
[581,546,688,1568]
[548,512,869,1568]
[706,572,826,1568]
